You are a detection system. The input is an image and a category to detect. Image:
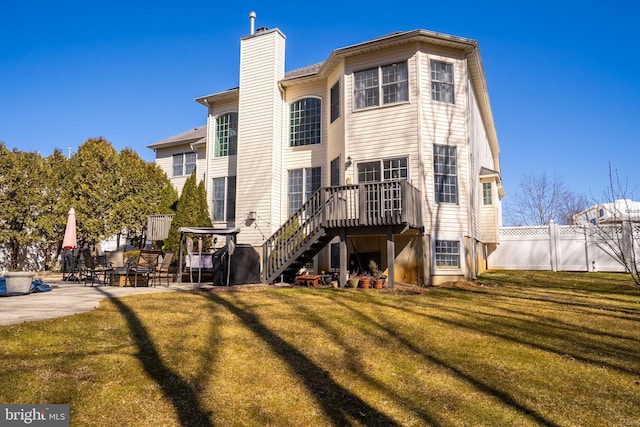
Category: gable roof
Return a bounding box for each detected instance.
[147,125,206,150]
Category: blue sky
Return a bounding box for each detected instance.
[1,0,638,202]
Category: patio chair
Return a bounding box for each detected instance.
[126,250,160,287]
[81,248,113,286]
[150,252,174,287]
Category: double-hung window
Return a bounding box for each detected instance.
[433,145,458,204]
[172,152,196,177]
[290,98,321,147]
[212,176,236,222]
[288,167,321,215]
[430,60,454,104]
[215,112,238,157]
[482,182,492,205]
[435,240,460,268]
[354,62,408,110]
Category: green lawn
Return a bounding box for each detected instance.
[1,271,639,426]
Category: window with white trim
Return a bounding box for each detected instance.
[433,145,458,204]
[358,157,408,217]
[215,112,238,157]
[290,98,321,147]
[430,60,454,104]
[288,167,321,215]
[482,182,492,205]
[212,176,236,221]
[172,152,196,177]
[435,240,460,268]
[354,62,408,110]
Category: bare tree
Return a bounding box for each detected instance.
[505,171,587,226]
[585,166,640,285]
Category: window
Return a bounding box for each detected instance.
[290,98,321,147]
[433,145,458,204]
[482,182,492,205]
[358,161,380,183]
[330,156,340,186]
[383,158,408,181]
[358,158,408,184]
[330,81,340,123]
[435,240,460,268]
[288,167,321,215]
[212,176,236,221]
[358,157,408,217]
[430,60,454,104]
[215,112,238,157]
[354,62,408,110]
[172,152,196,177]
[330,243,339,269]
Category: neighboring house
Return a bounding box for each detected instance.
[573,199,640,225]
[148,16,504,286]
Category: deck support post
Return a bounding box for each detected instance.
[387,227,395,288]
[339,228,348,288]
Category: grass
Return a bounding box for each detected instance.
[1,271,639,426]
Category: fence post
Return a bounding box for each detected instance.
[549,220,559,271]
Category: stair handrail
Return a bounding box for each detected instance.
[263,188,326,281]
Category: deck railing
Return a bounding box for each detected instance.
[263,180,422,282]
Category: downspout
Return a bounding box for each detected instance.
[464,55,477,279]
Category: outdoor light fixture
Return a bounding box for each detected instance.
[247,211,257,222]
[345,156,352,168]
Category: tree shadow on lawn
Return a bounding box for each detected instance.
[364,290,640,376]
[99,290,214,427]
[279,291,441,425]
[319,292,561,427]
[203,291,401,426]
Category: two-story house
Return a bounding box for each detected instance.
[148,15,504,287]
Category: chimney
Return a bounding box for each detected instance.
[249,11,256,35]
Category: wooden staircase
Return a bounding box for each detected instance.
[262,181,422,284]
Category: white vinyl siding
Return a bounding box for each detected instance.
[236,29,285,245]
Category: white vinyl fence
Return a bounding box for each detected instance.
[488,221,640,272]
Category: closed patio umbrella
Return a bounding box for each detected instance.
[62,208,78,281]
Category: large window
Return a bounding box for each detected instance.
[430,60,454,104]
[172,152,196,177]
[482,182,492,205]
[212,176,236,222]
[354,62,408,110]
[358,158,408,183]
[330,81,340,123]
[358,157,408,217]
[433,145,458,204]
[435,240,460,268]
[215,112,238,157]
[290,98,321,147]
[288,167,321,215]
